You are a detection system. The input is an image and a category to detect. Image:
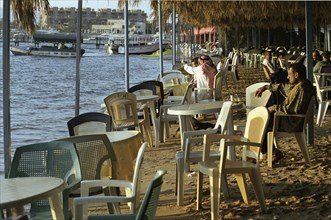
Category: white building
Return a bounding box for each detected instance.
[92,20,146,35]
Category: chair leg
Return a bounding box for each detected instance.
[176,156,185,206]
[210,169,219,220]
[317,101,329,127]
[142,122,153,148]
[196,170,203,211]
[249,170,267,213]
[295,132,311,164]
[267,132,274,168]
[234,173,249,204]
[220,174,230,199]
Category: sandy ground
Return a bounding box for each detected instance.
[89,65,331,220]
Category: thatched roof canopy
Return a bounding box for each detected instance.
[150,1,331,29]
[10,0,331,34]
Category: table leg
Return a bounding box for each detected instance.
[178,115,193,150]
[49,193,65,220]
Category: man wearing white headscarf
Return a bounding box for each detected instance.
[184,55,217,101]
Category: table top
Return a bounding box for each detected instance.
[168,101,242,116]
[136,94,159,102]
[0,177,66,209]
[168,101,224,115]
[105,130,141,143]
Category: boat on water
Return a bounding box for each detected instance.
[10,32,85,57]
[104,34,162,55]
[118,43,160,55]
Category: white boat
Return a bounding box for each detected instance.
[118,43,159,55]
[104,34,160,55]
[10,32,85,58]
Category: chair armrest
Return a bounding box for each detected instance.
[274,111,306,118]
[64,172,81,192]
[202,134,243,161]
[81,179,132,197]
[183,128,218,138]
[273,111,306,133]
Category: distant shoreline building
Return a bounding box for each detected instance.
[40,7,147,34]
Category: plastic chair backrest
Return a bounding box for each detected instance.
[243,106,269,160]
[86,169,167,220]
[161,70,182,78]
[9,141,82,220]
[135,170,167,220]
[181,81,194,105]
[131,142,148,210]
[230,53,239,71]
[161,72,186,85]
[140,80,165,105]
[319,64,331,73]
[56,134,117,181]
[128,83,157,96]
[104,92,139,129]
[67,112,112,136]
[261,64,272,81]
[246,82,271,114]
[213,101,233,132]
[213,71,224,101]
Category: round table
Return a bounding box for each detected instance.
[104,131,144,181]
[0,177,66,219]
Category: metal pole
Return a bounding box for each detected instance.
[177,16,181,62]
[305,1,314,144]
[191,26,195,59]
[224,30,228,56]
[75,0,82,116]
[3,0,11,178]
[158,0,163,74]
[172,7,176,67]
[124,0,129,91]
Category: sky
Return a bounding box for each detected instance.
[48,0,152,15]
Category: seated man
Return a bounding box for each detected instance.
[184,55,217,102]
[255,63,314,163]
[313,50,331,73]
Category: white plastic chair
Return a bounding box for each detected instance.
[73,142,148,220]
[267,97,314,167]
[193,70,224,103]
[158,82,194,143]
[197,106,269,220]
[245,82,272,115]
[233,82,271,132]
[226,52,239,82]
[175,101,233,206]
[313,73,331,127]
[160,72,186,85]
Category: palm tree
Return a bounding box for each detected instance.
[11,0,50,34]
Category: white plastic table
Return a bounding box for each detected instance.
[0,177,66,219]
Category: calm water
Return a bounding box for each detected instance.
[0,44,173,175]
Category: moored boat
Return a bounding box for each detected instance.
[104,34,161,55]
[10,32,85,57]
[118,43,159,55]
